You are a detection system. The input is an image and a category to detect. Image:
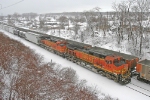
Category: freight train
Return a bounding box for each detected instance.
[0,23,150,84]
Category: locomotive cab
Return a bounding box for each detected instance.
[56,40,67,53]
[105,55,131,84]
[105,55,126,67]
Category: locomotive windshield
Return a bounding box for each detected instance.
[59,43,65,46]
[114,58,125,67]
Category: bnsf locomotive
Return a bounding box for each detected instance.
[0,23,150,84]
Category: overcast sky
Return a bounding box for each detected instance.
[0,0,125,15]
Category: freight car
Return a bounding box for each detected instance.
[16,27,28,38]
[2,25,15,34]
[136,59,150,83]
[24,32,42,44]
[13,29,20,35]
[8,26,15,34]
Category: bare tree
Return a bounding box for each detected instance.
[93,7,109,36]
[72,16,80,40]
[125,0,136,41]
[39,16,45,29]
[83,10,97,37]
[7,15,13,25]
[132,0,150,54]
[13,12,20,22]
[58,16,68,29]
[112,1,128,44]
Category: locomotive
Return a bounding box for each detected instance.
[0,23,150,84]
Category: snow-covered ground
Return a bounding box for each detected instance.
[1,30,150,100]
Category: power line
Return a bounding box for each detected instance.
[0,0,24,10]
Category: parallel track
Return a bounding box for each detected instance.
[126,85,150,97]
[125,77,150,97]
[129,82,150,92]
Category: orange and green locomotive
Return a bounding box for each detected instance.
[66,42,131,85]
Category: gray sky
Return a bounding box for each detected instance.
[0,0,124,15]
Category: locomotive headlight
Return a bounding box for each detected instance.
[122,65,128,74]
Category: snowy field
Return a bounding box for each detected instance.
[1,29,150,100]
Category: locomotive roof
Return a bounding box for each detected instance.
[39,34,50,38]
[67,40,91,47]
[139,59,150,66]
[67,40,92,52]
[89,47,111,56]
[50,35,66,42]
[67,44,89,53]
[16,27,28,32]
[50,35,65,40]
[40,35,66,42]
[29,29,45,35]
[67,43,84,50]
[110,49,138,60]
[89,47,137,60]
[28,32,41,36]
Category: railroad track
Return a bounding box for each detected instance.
[126,85,150,97]
[129,82,150,92]
[125,77,150,97]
